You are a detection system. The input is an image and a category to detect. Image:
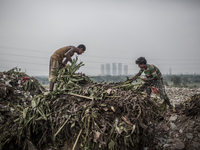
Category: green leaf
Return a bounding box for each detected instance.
[31,100,37,108]
[100,104,106,106]
[23,108,28,119]
[108,140,115,150]
[37,107,47,120]
[71,122,75,128]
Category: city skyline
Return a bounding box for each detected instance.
[101,63,129,76]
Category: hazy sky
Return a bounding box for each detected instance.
[0,0,200,76]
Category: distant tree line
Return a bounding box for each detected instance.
[34,74,200,88]
[168,74,200,87]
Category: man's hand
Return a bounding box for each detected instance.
[126,77,130,81]
[126,77,134,82]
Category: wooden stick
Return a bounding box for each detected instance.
[54,115,71,138]
[105,96,121,98]
[72,129,83,150]
[68,93,93,100]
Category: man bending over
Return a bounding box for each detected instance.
[49,44,86,91]
[129,57,172,107]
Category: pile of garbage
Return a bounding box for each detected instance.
[1,58,200,150]
[0,67,47,150]
[153,90,200,150]
[0,67,46,100]
[182,94,200,117]
[0,58,161,150]
[166,87,200,106]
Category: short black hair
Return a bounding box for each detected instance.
[135,57,147,65]
[77,44,86,51]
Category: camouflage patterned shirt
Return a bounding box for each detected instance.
[139,64,162,79]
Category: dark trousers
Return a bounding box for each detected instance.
[140,78,170,101]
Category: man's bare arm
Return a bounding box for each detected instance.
[130,72,141,81]
[62,57,69,65]
[63,46,76,64]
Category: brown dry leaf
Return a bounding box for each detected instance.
[103,107,108,111]
[111,106,115,112]
[106,88,112,94]
[121,116,133,126]
[93,130,101,143]
[83,88,89,94]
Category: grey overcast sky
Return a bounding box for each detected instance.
[0,0,200,76]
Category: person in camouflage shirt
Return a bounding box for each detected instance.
[130,57,172,107]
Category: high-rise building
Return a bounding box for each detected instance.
[124,65,128,75]
[105,63,111,75]
[118,63,122,75]
[101,64,104,75]
[112,63,117,76]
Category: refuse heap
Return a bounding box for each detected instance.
[153,93,200,150]
[0,67,46,110]
[0,58,160,150]
[181,94,200,117]
[0,67,46,100]
[165,87,200,106]
[0,67,46,149]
